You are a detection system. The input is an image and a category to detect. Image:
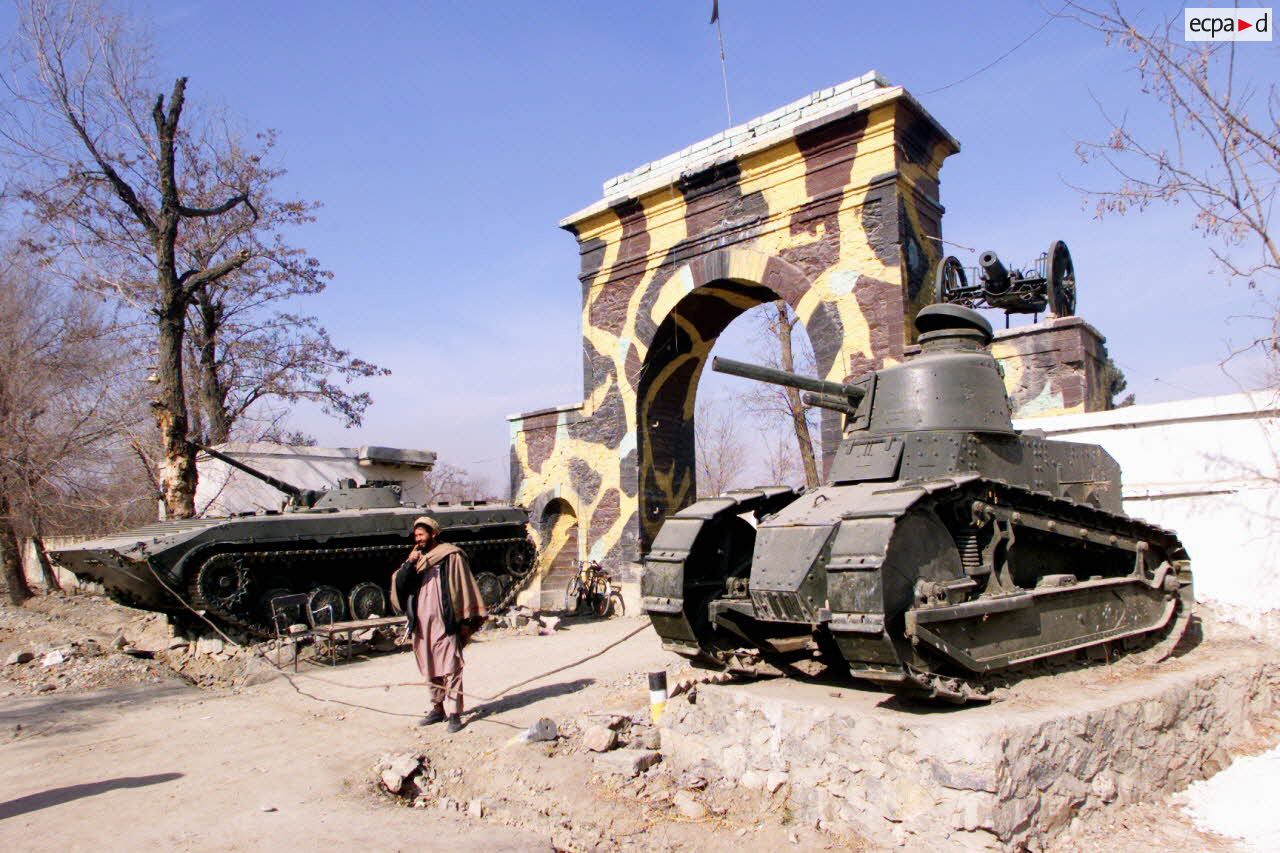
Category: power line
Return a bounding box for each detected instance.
[920,4,1068,96]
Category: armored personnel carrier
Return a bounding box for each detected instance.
[50,445,535,635]
[642,304,1192,702]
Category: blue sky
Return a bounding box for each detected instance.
[3,1,1275,490]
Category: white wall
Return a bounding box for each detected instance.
[194,442,435,516]
[1015,390,1280,636]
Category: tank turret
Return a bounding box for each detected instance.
[642,304,1191,703]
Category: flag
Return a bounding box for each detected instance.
[710,0,719,25]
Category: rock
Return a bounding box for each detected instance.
[40,651,65,667]
[287,624,309,635]
[679,771,708,790]
[526,718,558,742]
[766,771,789,794]
[594,749,661,778]
[260,805,277,813]
[639,727,662,750]
[539,616,561,634]
[4,651,33,666]
[468,799,484,818]
[583,725,619,752]
[378,752,423,795]
[36,682,55,693]
[673,790,707,820]
[195,638,224,656]
[740,770,765,790]
[514,615,530,628]
[111,633,128,650]
[166,637,188,650]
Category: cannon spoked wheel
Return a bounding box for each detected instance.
[935,255,968,304]
[1046,240,1076,316]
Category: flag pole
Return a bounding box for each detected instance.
[711,1,732,126]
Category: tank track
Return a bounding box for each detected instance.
[184,536,530,638]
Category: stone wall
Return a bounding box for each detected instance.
[660,638,1279,850]
[992,316,1112,417]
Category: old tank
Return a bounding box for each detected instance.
[642,304,1192,702]
[50,444,535,634]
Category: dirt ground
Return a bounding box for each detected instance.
[0,593,1269,851]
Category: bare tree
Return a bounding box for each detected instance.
[695,394,747,497]
[177,129,388,445]
[1066,2,1280,366]
[0,250,144,603]
[422,462,494,504]
[3,0,260,517]
[744,301,821,487]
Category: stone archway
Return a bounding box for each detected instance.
[538,498,579,611]
[634,251,844,548]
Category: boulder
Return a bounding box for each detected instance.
[5,651,34,666]
[583,725,619,753]
[526,717,559,742]
[673,790,707,820]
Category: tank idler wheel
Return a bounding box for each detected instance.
[348,582,388,620]
[191,553,254,615]
[306,585,347,627]
[502,541,535,578]
[474,572,504,610]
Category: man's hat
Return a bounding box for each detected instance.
[413,515,440,533]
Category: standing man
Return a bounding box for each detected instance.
[391,516,487,732]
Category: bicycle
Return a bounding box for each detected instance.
[563,560,624,617]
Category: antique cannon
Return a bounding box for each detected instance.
[936,240,1076,318]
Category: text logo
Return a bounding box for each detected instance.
[1185,7,1272,40]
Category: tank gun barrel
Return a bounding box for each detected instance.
[711,356,866,404]
[191,442,306,499]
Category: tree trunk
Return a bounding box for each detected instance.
[31,534,61,593]
[154,299,196,519]
[773,302,820,488]
[0,493,33,605]
[193,294,232,444]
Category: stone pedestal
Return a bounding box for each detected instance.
[991,316,1113,418]
[659,635,1278,850]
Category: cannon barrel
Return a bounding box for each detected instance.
[712,356,866,404]
[192,442,306,499]
[979,249,1011,295]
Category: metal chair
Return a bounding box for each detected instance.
[269,593,330,671]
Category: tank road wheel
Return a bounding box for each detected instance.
[935,255,968,304]
[474,572,504,610]
[1046,240,1076,316]
[348,582,388,620]
[306,585,347,627]
[189,553,254,617]
[502,540,535,578]
[256,588,293,628]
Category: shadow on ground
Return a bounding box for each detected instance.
[467,678,596,727]
[0,772,184,820]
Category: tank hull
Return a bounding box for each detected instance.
[49,503,534,633]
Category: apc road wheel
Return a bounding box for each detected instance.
[348,582,388,620]
[306,585,347,627]
[256,588,293,627]
[474,572,504,610]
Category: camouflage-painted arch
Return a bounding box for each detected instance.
[635,250,844,546]
[509,82,961,579]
